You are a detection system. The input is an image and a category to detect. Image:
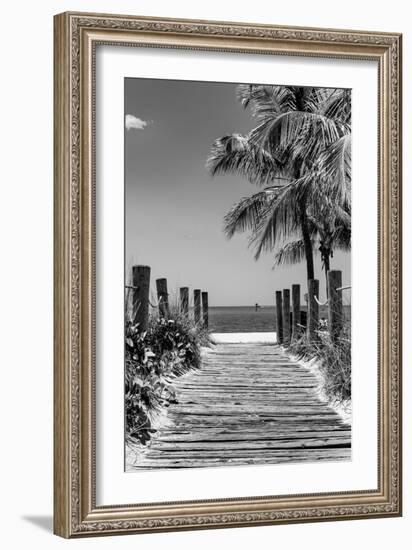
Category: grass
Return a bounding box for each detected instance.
[287,323,351,405]
[125,303,210,448]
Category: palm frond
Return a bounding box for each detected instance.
[236,84,296,117]
[249,111,348,166]
[293,134,351,216]
[206,133,287,186]
[273,239,313,267]
[298,87,351,126]
[223,189,274,238]
[321,89,351,125]
[332,223,351,251]
[251,183,302,259]
[333,203,351,228]
[300,87,332,114]
[315,134,351,204]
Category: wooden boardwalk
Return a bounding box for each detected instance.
[129,343,351,470]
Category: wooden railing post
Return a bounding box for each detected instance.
[328,270,343,341]
[132,265,150,332]
[201,291,209,328]
[180,287,189,317]
[292,284,301,341]
[156,278,169,318]
[282,289,291,344]
[194,289,201,324]
[307,279,319,342]
[275,291,283,344]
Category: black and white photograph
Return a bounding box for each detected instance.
[124,77,352,471]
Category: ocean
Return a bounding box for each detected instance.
[208,306,351,333]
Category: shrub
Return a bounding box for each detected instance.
[288,325,351,404]
[145,311,210,375]
[125,310,210,447]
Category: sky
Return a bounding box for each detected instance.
[125,78,351,307]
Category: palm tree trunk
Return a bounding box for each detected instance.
[319,232,332,297]
[299,206,315,281]
[323,252,331,298]
[295,155,315,283]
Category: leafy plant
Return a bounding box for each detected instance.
[125,309,210,448]
[288,324,351,404]
[145,311,209,375]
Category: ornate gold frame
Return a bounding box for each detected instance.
[54,11,402,538]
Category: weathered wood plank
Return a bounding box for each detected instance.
[132,265,150,331]
[292,283,301,341]
[179,287,189,316]
[156,278,169,317]
[194,289,201,324]
[201,291,209,327]
[128,343,351,470]
[328,270,343,341]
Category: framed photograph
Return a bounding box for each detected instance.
[53,11,402,538]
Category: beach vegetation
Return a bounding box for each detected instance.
[288,323,351,404]
[125,304,210,448]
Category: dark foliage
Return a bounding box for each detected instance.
[125,313,210,448]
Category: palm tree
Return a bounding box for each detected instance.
[208,133,316,280]
[207,84,351,283]
[288,133,352,293]
[253,133,351,294]
[273,214,350,295]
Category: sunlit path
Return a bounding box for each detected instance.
[129,343,351,470]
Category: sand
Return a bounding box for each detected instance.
[210,332,277,344]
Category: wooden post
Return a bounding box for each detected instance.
[201,291,209,328]
[156,278,169,318]
[132,265,150,331]
[194,289,201,324]
[328,270,343,341]
[180,287,189,317]
[307,279,319,342]
[292,284,301,341]
[275,291,283,344]
[282,289,291,344]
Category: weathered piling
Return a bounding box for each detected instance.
[328,270,343,341]
[180,287,189,317]
[275,291,283,344]
[292,284,301,341]
[132,265,150,331]
[194,289,201,324]
[156,278,169,318]
[307,279,320,342]
[282,289,291,344]
[201,291,209,328]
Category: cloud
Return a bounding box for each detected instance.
[125,114,149,130]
